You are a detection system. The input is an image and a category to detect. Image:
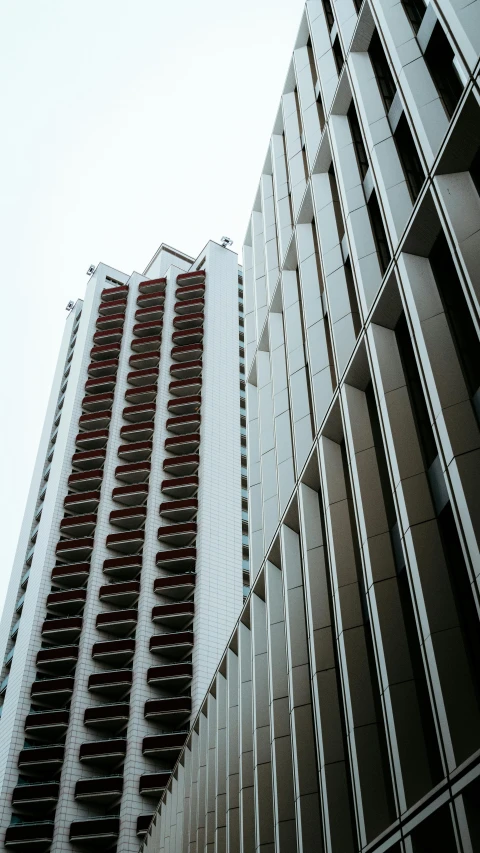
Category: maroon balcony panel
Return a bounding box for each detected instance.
[101,284,128,301]
[144,696,192,715]
[166,414,201,431]
[47,588,87,607]
[122,403,156,422]
[147,662,193,681]
[159,499,198,521]
[171,342,204,359]
[139,773,170,794]
[95,313,125,331]
[164,434,200,451]
[129,351,160,371]
[96,609,138,628]
[175,282,206,300]
[98,298,127,316]
[110,505,147,522]
[149,631,193,651]
[176,270,205,284]
[117,440,153,459]
[99,581,140,601]
[153,573,196,594]
[87,357,119,377]
[137,288,165,304]
[133,320,163,337]
[92,638,135,657]
[81,392,114,412]
[130,333,162,353]
[173,311,205,330]
[55,536,93,553]
[90,342,121,361]
[72,449,106,470]
[25,708,69,731]
[156,548,196,569]
[139,276,166,294]
[88,670,132,690]
[169,360,202,377]
[36,646,79,667]
[84,703,130,725]
[64,490,100,510]
[115,461,151,480]
[103,555,142,577]
[12,780,60,804]
[167,394,201,411]
[174,297,204,313]
[5,822,55,845]
[51,562,90,585]
[142,731,188,754]
[158,522,197,538]
[75,429,109,449]
[93,327,124,345]
[120,421,155,441]
[127,365,159,382]
[41,616,83,634]
[162,453,199,471]
[18,744,65,765]
[136,815,154,836]
[79,739,126,760]
[125,384,158,404]
[85,377,116,397]
[152,602,194,619]
[68,470,104,493]
[112,484,149,505]
[31,676,75,696]
[69,817,120,841]
[169,377,202,395]
[78,409,112,429]
[135,305,164,323]
[60,513,97,532]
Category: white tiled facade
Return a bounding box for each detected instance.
[0,241,244,852]
[141,0,480,851]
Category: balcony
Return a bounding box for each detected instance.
[151,602,194,629]
[59,514,96,539]
[103,555,142,581]
[68,469,103,493]
[24,709,69,741]
[90,342,121,362]
[75,774,123,805]
[99,581,140,608]
[166,413,201,436]
[93,328,123,347]
[173,311,204,331]
[18,744,64,776]
[134,305,163,324]
[161,475,198,499]
[162,453,199,477]
[128,370,159,392]
[130,333,161,353]
[84,376,115,396]
[122,402,156,423]
[171,342,203,361]
[46,588,86,616]
[142,730,188,758]
[167,393,201,416]
[139,773,170,798]
[75,429,109,450]
[95,312,125,332]
[88,669,132,699]
[159,498,198,522]
[112,483,148,507]
[81,392,114,413]
[176,270,205,286]
[129,350,159,371]
[174,297,204,316]
[11,780,59,812]
[137,290,165,308]
[149,631,194,659]
[79,738,126,770]
[87,357,119,378]
[69,817,119,848]
[92,638,135,666]
[71,448,106,471]
[36,645,78,675]
[153,573,195,600]
[106,530,145,554]
[30,675,74,708]
[172,327,204,347]
[64,490,100,515]
[124,384,157,405]
[136,815,153,838]
[169,377,202,397]
[78,409,112,431]
[139,276,166,295]
[5,820,54,850]
[101,284,128,302]
[164,433,200,455]
[114,461,151,484]
[120,421,154,443]
[51,562,90,589]
[147,661,192,690]
[133,319,163,337]
[84,703,129,733]
[98,298,127,317]
[175,281,205,301]
[157,522,196,547]
[169,360,202,381]
[41,616,82,645]
[117,440,152,463]
[96,609,138,637]
[55,537,93,563]
[109,506,147,531]
[156,547,196,572]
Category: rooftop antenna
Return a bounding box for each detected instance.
[220,236,233,249]
[65,300,75,312]
[86,264,96,275]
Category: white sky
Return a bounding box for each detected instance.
[0,0,304,617]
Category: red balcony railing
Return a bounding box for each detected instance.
[69,817,119,845]
[146,661,192,688]
[175,282,205,301]
[112,483,149,507]
[96,609,138,636]
[162,453,199,477]
[64,490,100,515]
[59,513,96,538]
[166,394,201,416]
[24,709,69,740]
[173,311,204,330]
[90,342,121,362]
[171,327,204,347]
[36,645,78,675]
[75,429,109,450]
[117,440,152,463]
[125,384,157,405]
[78,409,112,431]
[133,319,163,338]
[46,587,86,615]
[153,573,196,599]
[151,601,194,628]
[91,638,135,666]
[120,421,154,443]
[144,696,191,723]
[168,377,202,397]
[161,474,199,498]
[129,349,160,371]
[55,538,93,562]
[103,555,142,580]
[88,669,132,699]
[114,461,151,484]
[138,276,166,295]
[99,581,140,607]
[157,522,197,547]
[164,433,200,455]
[122,402,156,423]
[131,333,162,353]
[176,270,205,286]
[98,298,127,317]
[84,702,130,732]
[156,548,196,572]
[149,631,193,658]
[159,498,198,521]
[87,357,119,378]
[101,284,128,302]
[51,562,90,589]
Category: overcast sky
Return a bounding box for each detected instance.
[0,0,304,617]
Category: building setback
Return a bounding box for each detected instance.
[0,240,247,852]
[140,0,480,851]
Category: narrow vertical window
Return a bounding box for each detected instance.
[322,0,335,30]
[401,0,426,33]
[393,113,425,201]
[367,191,391,274]
[332,36,344,75]
[369,30,396,111]
[347,102,369,179]
[424,23,463,119]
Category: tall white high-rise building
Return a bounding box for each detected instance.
[0,240,248,852]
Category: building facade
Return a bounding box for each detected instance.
[0,240,246,851]
[141,0,480,851]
